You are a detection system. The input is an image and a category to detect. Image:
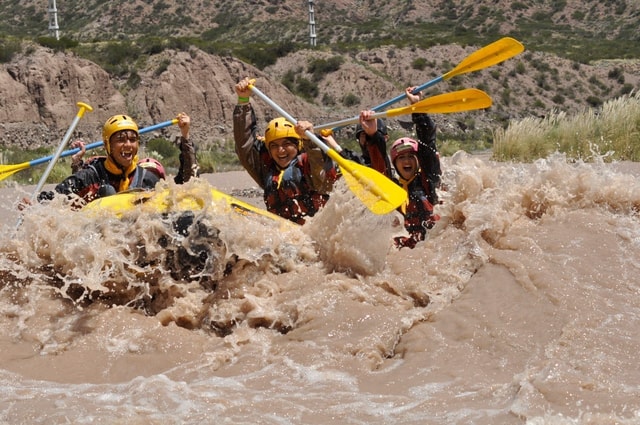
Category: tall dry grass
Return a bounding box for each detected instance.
[492,90,640,162]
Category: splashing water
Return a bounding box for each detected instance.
[1,155,639,424]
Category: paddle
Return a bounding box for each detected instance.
[248,82,407,215]
[317,37,524,134]
[314,88,492,134]
[30,102,93,198]
[0,118,178,182]
[15,102,93,230]
[372,37,524,112]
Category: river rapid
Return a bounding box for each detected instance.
[1,152,639,424]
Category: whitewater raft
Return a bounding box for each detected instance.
[84,185,289,224]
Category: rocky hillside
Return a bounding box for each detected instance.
[1,40,638,152]
[4,0,639,48]
[1,0,639,152]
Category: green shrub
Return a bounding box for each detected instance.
[586,96,602,107]
[127,70,142,89]
[154,59,171,77]
[411,57,427,71]
[0,37,21,63]
[307,56,343,81]
[145,138,179,167]
[342,93,359,107]
[295,78,318,100]
[36,36,78,51]
[281,69,296,91]
[607,67,625,84]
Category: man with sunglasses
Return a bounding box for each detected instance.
[36,112,199,206]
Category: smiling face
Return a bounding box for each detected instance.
[394,152,419,180]
[268,137,299,168]
[109,130,139,168]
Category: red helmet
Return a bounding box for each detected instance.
[138,157,166,179]
[390,137,418,163]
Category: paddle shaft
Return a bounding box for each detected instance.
[314,107,410,132]
[27,119,178,168]
[372,77,443,113]
[249,84,329,154]
[31,102,93,200]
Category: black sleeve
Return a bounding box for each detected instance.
[412,113,441,182]
[339,148,365,164]
[37,173,93,202]
[174,136,199,184]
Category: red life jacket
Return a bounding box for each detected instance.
[263,155,329,225]
[395,172,439,248]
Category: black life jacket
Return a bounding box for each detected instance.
[76,157,161,203]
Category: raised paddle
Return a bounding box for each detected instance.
[314,88,492,134]
[15,101,93,230]
[248,82,407,215]
[30,102,93,199]
[372,37,524,112]
[317,37,524,134]
[0,118,178,182]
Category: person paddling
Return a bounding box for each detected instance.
[29,112,198,208]
[390,86,442,249]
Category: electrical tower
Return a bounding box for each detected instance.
[308,1,316,47]
[48,0,60,40]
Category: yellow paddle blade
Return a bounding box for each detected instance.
[327,150,406,215]
[0,162,30,182]
[385,88,492,117]
[444,37,525,80]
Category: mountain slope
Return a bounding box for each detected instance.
[0,1,639,152]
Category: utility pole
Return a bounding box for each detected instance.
[48,0,60,40]
[308,0,316,47]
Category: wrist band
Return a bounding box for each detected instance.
[238,96,250,103]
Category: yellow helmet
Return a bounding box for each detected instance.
[264,117,301,146]
[102,114,139,153]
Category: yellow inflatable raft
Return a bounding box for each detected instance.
[83,185,290,225]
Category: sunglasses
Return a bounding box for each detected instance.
[111,130,140,143]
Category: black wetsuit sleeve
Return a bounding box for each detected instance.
[412,113,441,184]
[174,136,199,184]
[37,167,100,202]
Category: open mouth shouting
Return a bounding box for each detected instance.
[110,130,139,168]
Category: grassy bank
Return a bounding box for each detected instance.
[492,91,640,162]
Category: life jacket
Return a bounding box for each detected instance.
[75,157,162,203]
[395,172,440,248]
[262,155,329,225]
